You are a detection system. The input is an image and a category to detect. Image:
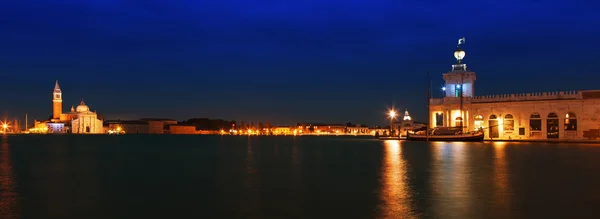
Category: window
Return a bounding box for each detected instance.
[504,114,514,131]
[474,115,484,130]
[489,115,497,120]
[455,117,463,127]
[565,112,577,131]
[455,85,462,97]
[530,113,541,131]
[435,113,443,127]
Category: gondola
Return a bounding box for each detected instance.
[406,130,484,142]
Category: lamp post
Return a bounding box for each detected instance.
[388,109,397,136]
[441,86,446,97]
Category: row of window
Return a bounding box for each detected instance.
[472,113,576,120]
[466,112,577,131]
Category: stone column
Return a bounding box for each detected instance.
[558,115,564,139]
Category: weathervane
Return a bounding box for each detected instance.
[454,37,466,64]
[457,37,466,47]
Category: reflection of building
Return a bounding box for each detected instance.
[32,81,104,134]
[429,39,600,140]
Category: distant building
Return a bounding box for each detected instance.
[396,109,425,136]
[71,100,103,134]
[346,124,370,134]
[273,126,293,135]
[33,81,104,134]
[168,125,197,134]
[140,118,178,134]
[430,39,600,140]
[105,120,149,134]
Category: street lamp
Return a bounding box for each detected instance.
[388,109,397,136]
[441,86,446,100]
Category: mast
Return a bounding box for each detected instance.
[454,37,466,134]
[460,73,464,134]
[426,72,430,141]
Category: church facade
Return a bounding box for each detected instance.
[429,39,600,140]
[33,81,104,134]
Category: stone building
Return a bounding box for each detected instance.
[70,100,104,134]
[33,81,104,134]
[429,39,600,140]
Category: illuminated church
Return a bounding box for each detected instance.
[34,81,104,134]
[429,38,600,140]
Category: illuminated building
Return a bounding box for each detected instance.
[397,109,425,136]
[429,38,600,140]
[33,81,104,134]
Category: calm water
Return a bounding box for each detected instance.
[1,135,600,218]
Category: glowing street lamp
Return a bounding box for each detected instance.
[388,109,397,136]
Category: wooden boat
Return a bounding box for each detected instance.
[406,131,484,142]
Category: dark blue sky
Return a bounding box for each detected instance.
[1,0,599,125]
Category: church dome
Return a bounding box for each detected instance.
[76,100,90,112]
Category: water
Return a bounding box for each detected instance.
[2,135,600,218]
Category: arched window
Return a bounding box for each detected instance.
[504,114,514,131]
[565,112,577,131]
[530,113,542,131]
[455,117,463,127]
[474,115,484,130]
[489,115,497,120]
[547,113,559,138]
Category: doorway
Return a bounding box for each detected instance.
[489,114,499,138]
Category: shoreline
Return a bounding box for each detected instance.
[7,133,600,144]
[484,139,600,144]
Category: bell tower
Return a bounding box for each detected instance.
[441,37,476,97]
[52,80,62,120]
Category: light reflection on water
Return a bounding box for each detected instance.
[4,135,600,218]
[379,140,412,218]
[493,142,510,212]
[430,142,472,218]
[0,135,19,219]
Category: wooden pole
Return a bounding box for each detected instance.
[426,72,430,142]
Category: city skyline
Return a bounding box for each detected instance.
[1,1,599,124]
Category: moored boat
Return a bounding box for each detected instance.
[406,127,484,142]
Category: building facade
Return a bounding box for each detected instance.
[429,39,600,140]
[32,81,104,134]
[71,100,104,134]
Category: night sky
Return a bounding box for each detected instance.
[1,0,599,125]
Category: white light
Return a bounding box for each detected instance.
[454,50,466,60]
[442,87,446,91]
[457,85,461,88]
